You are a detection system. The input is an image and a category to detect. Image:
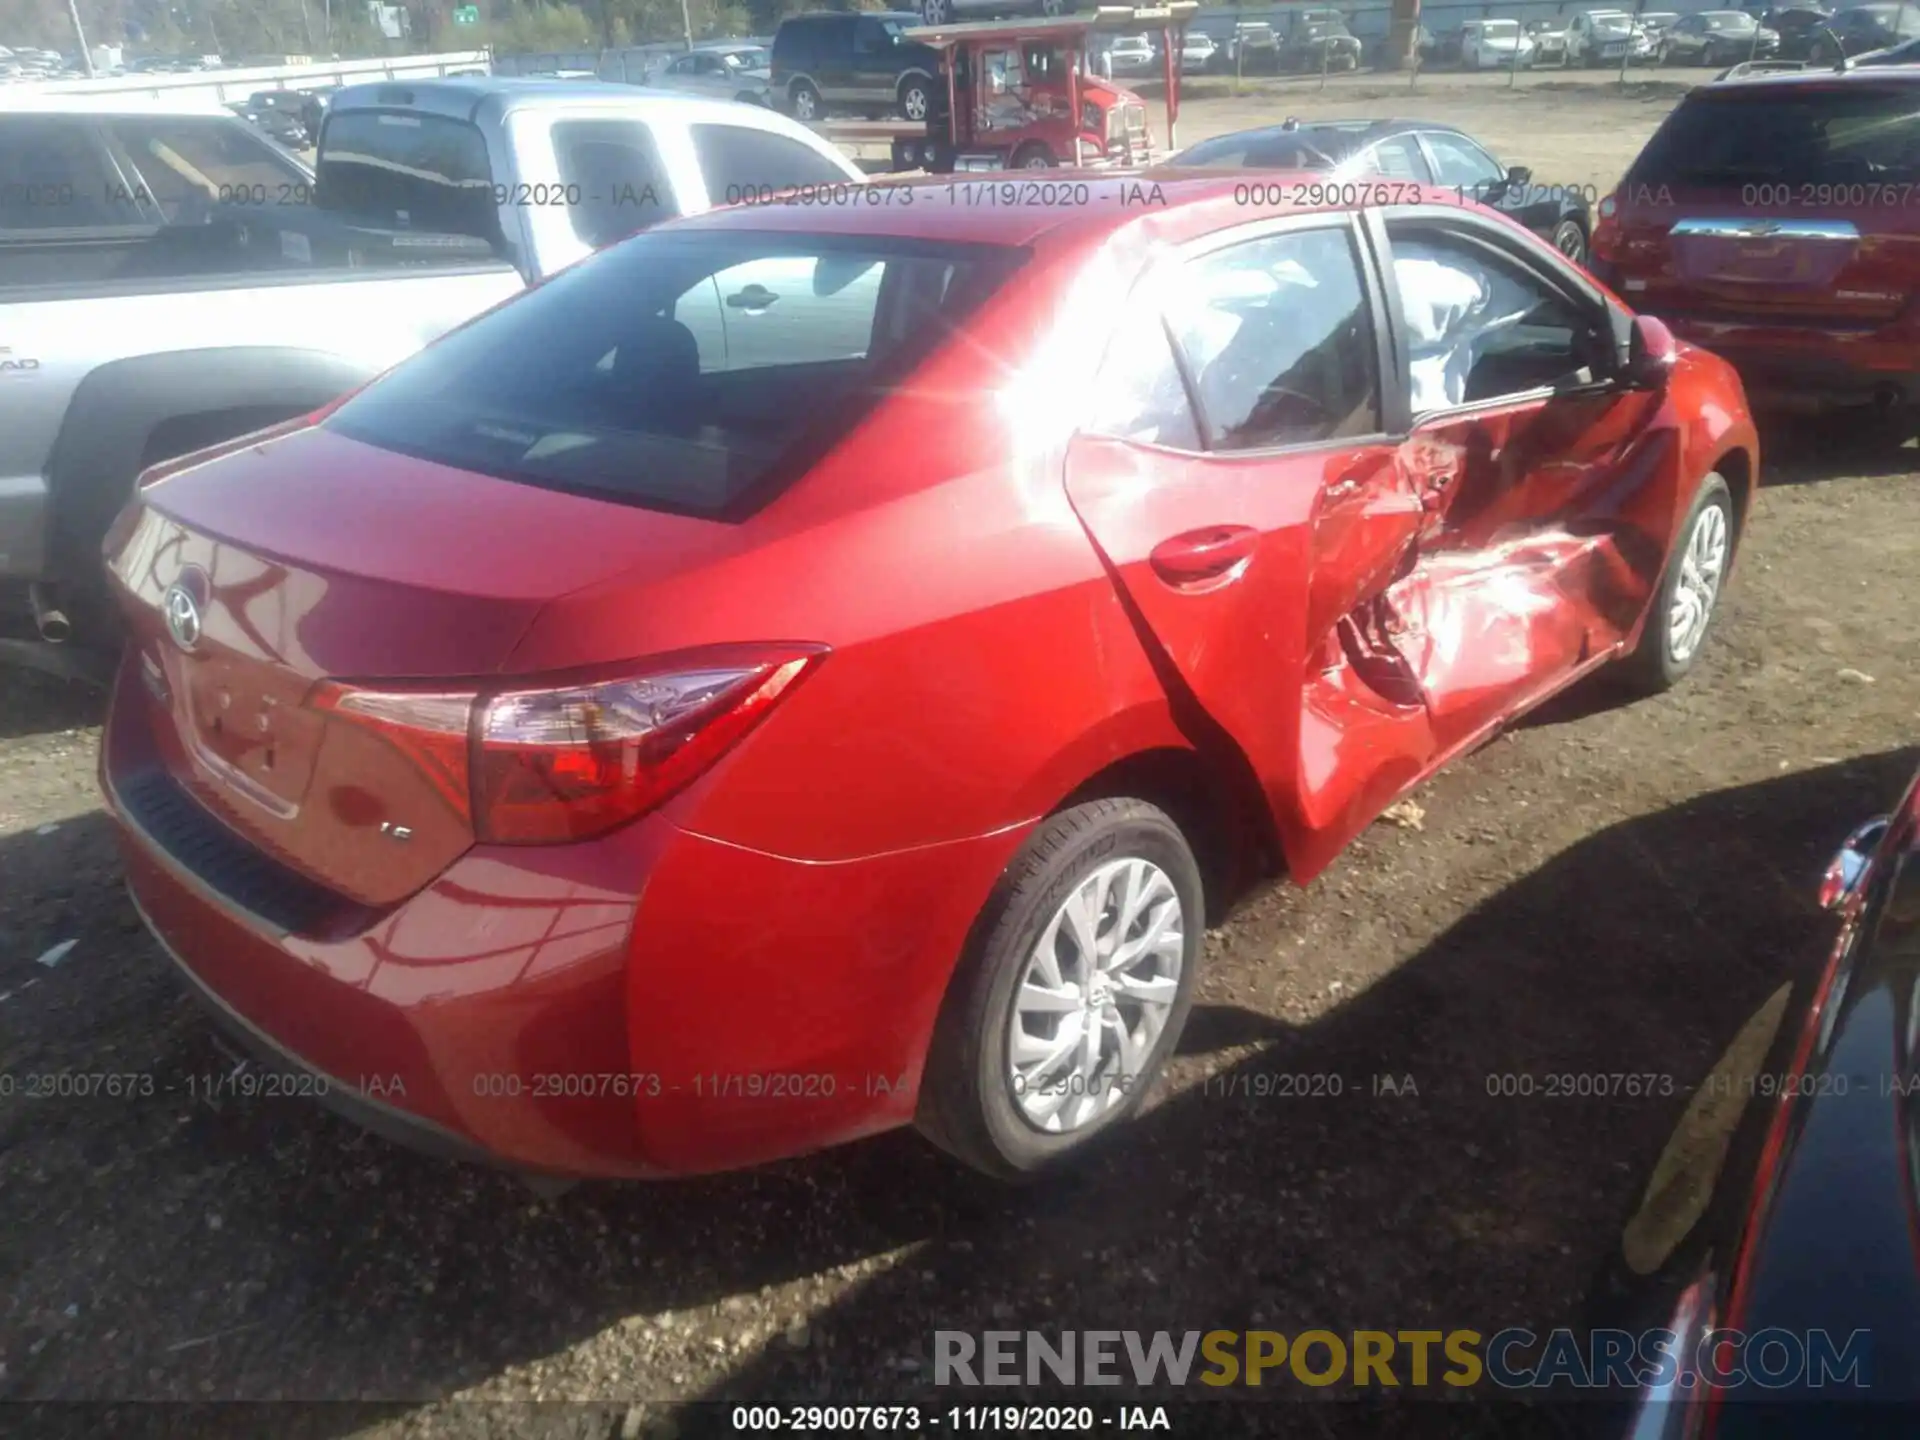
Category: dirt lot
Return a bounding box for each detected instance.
[2,71,1917,1440]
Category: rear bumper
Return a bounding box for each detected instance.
[1660,315,1920,413]
[102,656,1023,1178]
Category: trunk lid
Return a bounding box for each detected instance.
[1611,79,1920,325]
[109,424,728,906]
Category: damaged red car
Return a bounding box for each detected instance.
[100,177,1757,1183]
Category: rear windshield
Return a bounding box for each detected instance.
[1629,85,1920,188]
[326,231,1026,519]
[315,109,498,241]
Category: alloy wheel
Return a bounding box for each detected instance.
[1006,857,1185,1134]
[902,82,929,120]
[1667,498,1729,664]
[1554,220,1588,264]
[922,0,949,21]
[792,84,818,120]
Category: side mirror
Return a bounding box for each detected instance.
[1505,164,1532,188]
[1622,313,1680,388]
[1820,817,1890,910]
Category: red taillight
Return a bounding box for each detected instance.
[1590,191,1623,264]
[313,649,822,847]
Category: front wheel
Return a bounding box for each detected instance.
[789,79,822,121]
[1619,472,1736,694]
[916,798,1204,1180]
[1012,142,1056,169]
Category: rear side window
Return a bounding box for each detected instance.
[316,109,497,240]
[104,116,308,219]
[326,232,1026,518]
[0,116,136,230]
[1162,226,1380,451]
[690,124,848,207]
[1083,302,1202,452]
[552,119,678,248]
[1630,86,1920,188]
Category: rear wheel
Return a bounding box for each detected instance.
[1619,472,1735,694]
[917,799,1203,1180]
[789,78,822,121]
[898,74,933,122]
[1012,142,1056,168]
[1552,217,1588,264]
[1808,37,1834,61]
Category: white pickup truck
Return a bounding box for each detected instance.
[0,78,862,669]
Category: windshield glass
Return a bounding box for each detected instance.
[1482,21,1520,36]
[326,232,1027,519]
[722,48,766,68]
[1630,85,1920,187]
[1592,14,1632,30]
[1704,13,1749,28]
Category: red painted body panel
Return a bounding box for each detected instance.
[98,178,1760,1177]
[1601,74,1920,410]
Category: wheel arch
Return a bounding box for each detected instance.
[1713,445,1755,539]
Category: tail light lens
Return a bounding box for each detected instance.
[1590,191,1623,264]
[314,648,822,846]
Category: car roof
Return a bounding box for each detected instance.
[327,77,797,127]
[1186,117,1466,148]
[0,89,232,116]
[664,170,1451,250]
[1705,62,1920,87]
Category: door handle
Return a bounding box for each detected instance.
[1150,525,1259,586]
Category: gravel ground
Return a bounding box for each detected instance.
[2,70,1918,1440]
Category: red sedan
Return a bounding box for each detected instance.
[99,175,1757,1182]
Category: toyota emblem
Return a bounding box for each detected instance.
[163,582,203,651]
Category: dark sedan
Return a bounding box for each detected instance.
[1661,10,1781,64]
[1169,118,1595,263]
[1594,759,1920,1426]
[1755,4,1836,58]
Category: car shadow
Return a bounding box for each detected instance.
[0,665,107,742]
[1757,414,1920,488]
[1,752,1913,1437]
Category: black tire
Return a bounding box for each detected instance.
[788,78,823,122]
[1552,217,1588,265]
[1618,472,1736,694]
[1011,141,1056,169]
[897,74,933,123]
[916,798,1204,1180]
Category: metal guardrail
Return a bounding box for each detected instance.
[3,50,494,105]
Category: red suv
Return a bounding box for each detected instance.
[101,179,1757,1183]
[1592,69,1920,417]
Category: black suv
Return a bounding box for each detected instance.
[771,12,943,123]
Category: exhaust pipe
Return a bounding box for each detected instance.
[28,583,71,645]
